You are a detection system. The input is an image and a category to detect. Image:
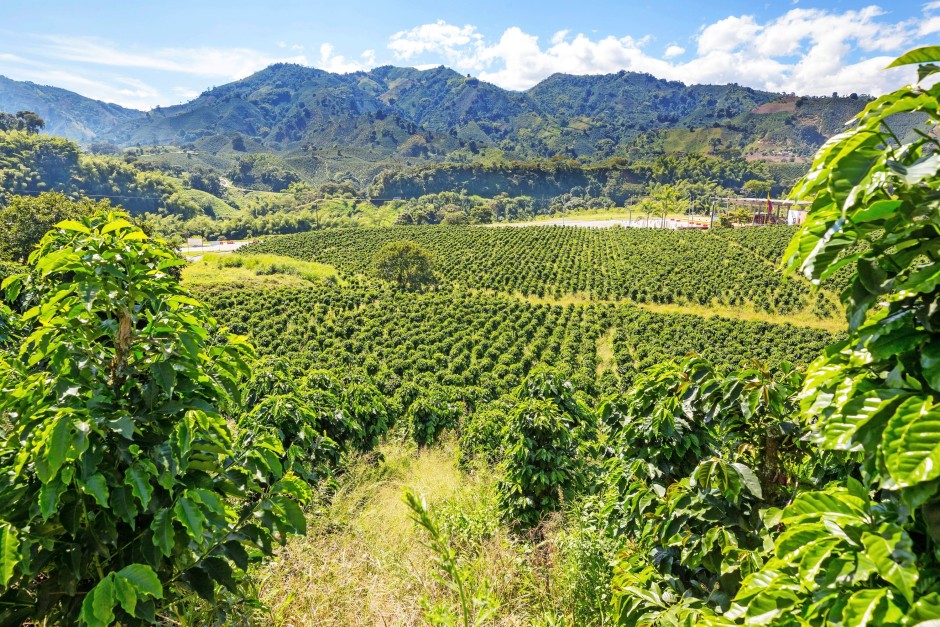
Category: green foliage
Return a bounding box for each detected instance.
[584,356,836,623]
[404,489,499,626]
[458,407,508,468]
[499,369,588,527]
[0,110,44,134]
[229,153,301,192]
[243,224,833,317]
[407,389,460,446]
[723,46,940,625]
[0,213,309,625]
[0,192,112,262]
[199,281,833,410]
[0,132,199,218]
[238,394,340,483]
[372,240,436,291]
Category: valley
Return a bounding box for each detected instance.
[0,14,936,626]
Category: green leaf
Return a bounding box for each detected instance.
[731,462,763,499]
[55,219,91,234]
[273,495,307,534]
[0,523,20,587]
[905,592,940,624]
[918,63,940,82]
[174,496,206,541]
[115,564,163,599]
[883,397,940,488]
[38,413,73,483]
[815,390,906,451]
[783,489,867,525]
[99,219,134,235]
[151,361,176,395]
[39,478,65,520]
[150,509,175,557]
[80,474,110,507]
[125,464,154,509]
[112,577,137,618]
[922,342,940,393]
[887,46,940,68]
[852,199,900,223]
[79,574,115,627]
[862,529,918,603]
[841,588,903,627]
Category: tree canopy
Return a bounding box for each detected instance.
[372,240,435,291]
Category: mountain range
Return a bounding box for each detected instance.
[0,64,882,169]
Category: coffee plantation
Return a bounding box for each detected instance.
[240,224,842,317]
[0,44,937,627]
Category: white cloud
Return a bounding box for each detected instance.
[388,7,923,95]
[317,43,372,73]
[664,45,685,59]
[39,35,310,80]
[389,20,483,64]
[698,16,761,54]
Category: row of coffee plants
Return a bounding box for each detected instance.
[194,282,833,404]
[240,224,839,317]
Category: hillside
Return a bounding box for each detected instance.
[0,67,883,175]
[0,75,143,142]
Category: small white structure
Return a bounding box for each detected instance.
[186,237,204,248]
[787,209,808,225]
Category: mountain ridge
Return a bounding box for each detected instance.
[0,64,880,174]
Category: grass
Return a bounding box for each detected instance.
[180,188,240,218]
[595,327,617,378]
[183,253,340,287]
[255,440,562,625]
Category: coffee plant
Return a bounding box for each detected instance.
[195,282,834,410]
[724,46,940,625]
[0,213,309,625]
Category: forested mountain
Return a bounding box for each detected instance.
[0,75,143,142]
[0,65,879,164]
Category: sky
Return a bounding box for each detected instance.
[0,0,936,110]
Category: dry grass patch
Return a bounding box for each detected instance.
[255,441,553,626]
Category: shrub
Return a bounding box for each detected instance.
[499,398,582,527]
[0,213,308,625]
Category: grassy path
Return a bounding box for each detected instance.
[256,441,552,626]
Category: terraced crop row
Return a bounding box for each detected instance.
[196,282,835,400]
[240,225,836,316]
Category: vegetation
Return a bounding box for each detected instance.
[372,240,436,290]
[241,224,841,318]
[0,131,199,217]
[0,192,112,262]
[185,253,340,286]
[0,214,309,625]
[2,32,939,627]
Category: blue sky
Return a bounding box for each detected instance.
[0,0,935,109]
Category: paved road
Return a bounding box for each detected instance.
[494,217,710,229]
[179,241,251,254]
